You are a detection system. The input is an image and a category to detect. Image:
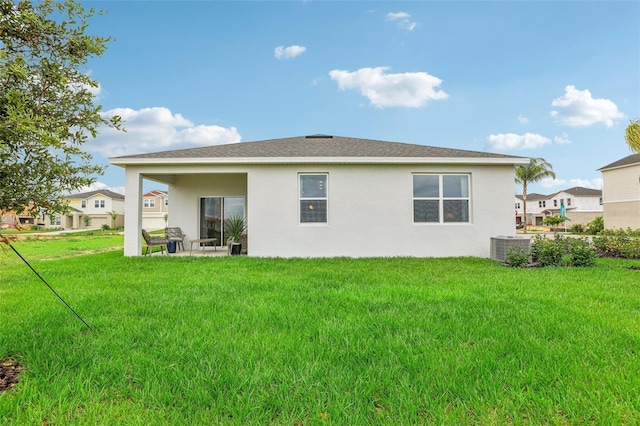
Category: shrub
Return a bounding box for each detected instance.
[593,229,640,259]
[570,223,585,233]
[531,235,566,267]
[588,216,604,234]
[30,225,41,231]
[569,238,598,267]
[530,234,597,267]
[101,224,110,231]
[504,246,530,268]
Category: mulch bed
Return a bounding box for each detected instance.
[0,357,23,393]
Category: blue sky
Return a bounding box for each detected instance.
[80,0,639,195]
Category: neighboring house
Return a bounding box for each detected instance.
[142,189,169,230]
[110,135,528,258]
[0,208,46,229]
[515,187,603,227]
[515,193,549,226]
[2,206,72,229]
[546,187,602,226]
[598,154,640,229]
[1,190,125,230]
[62,189,125,229]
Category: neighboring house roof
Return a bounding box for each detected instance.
[65,189,125,200]
[517,193,548,201]
[550,186,602,197]
[598,154,640,171]
[518,187,601,200]
[110,134,527,165]
[144,190,168,197]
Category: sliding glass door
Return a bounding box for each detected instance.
[199,197,245,246]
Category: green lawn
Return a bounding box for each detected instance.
[1,236,640,424]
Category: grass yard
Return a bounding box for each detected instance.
[1,236,640,424]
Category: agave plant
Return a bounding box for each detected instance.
[224,214,247,243]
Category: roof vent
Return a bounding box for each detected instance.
[305,134,333,139]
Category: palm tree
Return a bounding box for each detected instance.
[515,158,556,232]
[109,210,119,229]
[625,118,640,154]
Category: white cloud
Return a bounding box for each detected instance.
[540,177,602,190]
[554,132,571,144]
[517,114,529,124]
[486,132,551,150]
[75,181,125,195]
[386,11,417,31]
[550,85,625,127]
[387,11,410,20]
[274,45,307,60]
[328,67,448,108]
[88,107,241,157]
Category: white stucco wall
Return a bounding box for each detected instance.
[248,164,515,257]
[122,162,518,257]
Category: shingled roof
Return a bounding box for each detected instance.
[65,189,125,200]
[561,186,602,197]
[110,135,525,162]
[598,154,640,171]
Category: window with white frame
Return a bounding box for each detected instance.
[51,216,61,226]
[567,198,571,206]
[81,200,86,208]
[413,174,470,223]
[143,198,156,208]
[553,199,558,207]
[299,174,328,223]
[94,199,105,208]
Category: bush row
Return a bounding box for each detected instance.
[592,229,640,259]
[505,234,597,268]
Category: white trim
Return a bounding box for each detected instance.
[110,156,529,166]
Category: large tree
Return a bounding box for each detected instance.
[625,118,640,154]
[515,157,556,231]
[0,0,122,219]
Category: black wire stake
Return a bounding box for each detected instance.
[4,237,93,332]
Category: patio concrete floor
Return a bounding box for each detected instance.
[147,245,229,257]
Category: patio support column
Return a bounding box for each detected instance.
[124,169,143,256]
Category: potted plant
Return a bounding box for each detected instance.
[224,214,246,255]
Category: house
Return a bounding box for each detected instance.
[61,189,125,229]
[546,187,602,225]
[515,193,549,226]
[142,189,169,230]
[0,190,125,230]
[0,207,46,229]
[516,187,603,227]
[110,135,528,257]
[598,153,640,229]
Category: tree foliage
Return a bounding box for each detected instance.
[543,215,568,227]
[625,118,640,154]
[0,0,122,217]
[515,158,556,231]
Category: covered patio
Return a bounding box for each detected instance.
[119,166,248,257]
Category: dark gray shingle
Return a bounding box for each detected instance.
[111,135,523,160]
[598,154,640,171]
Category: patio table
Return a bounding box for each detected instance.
[189,238,218,254]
